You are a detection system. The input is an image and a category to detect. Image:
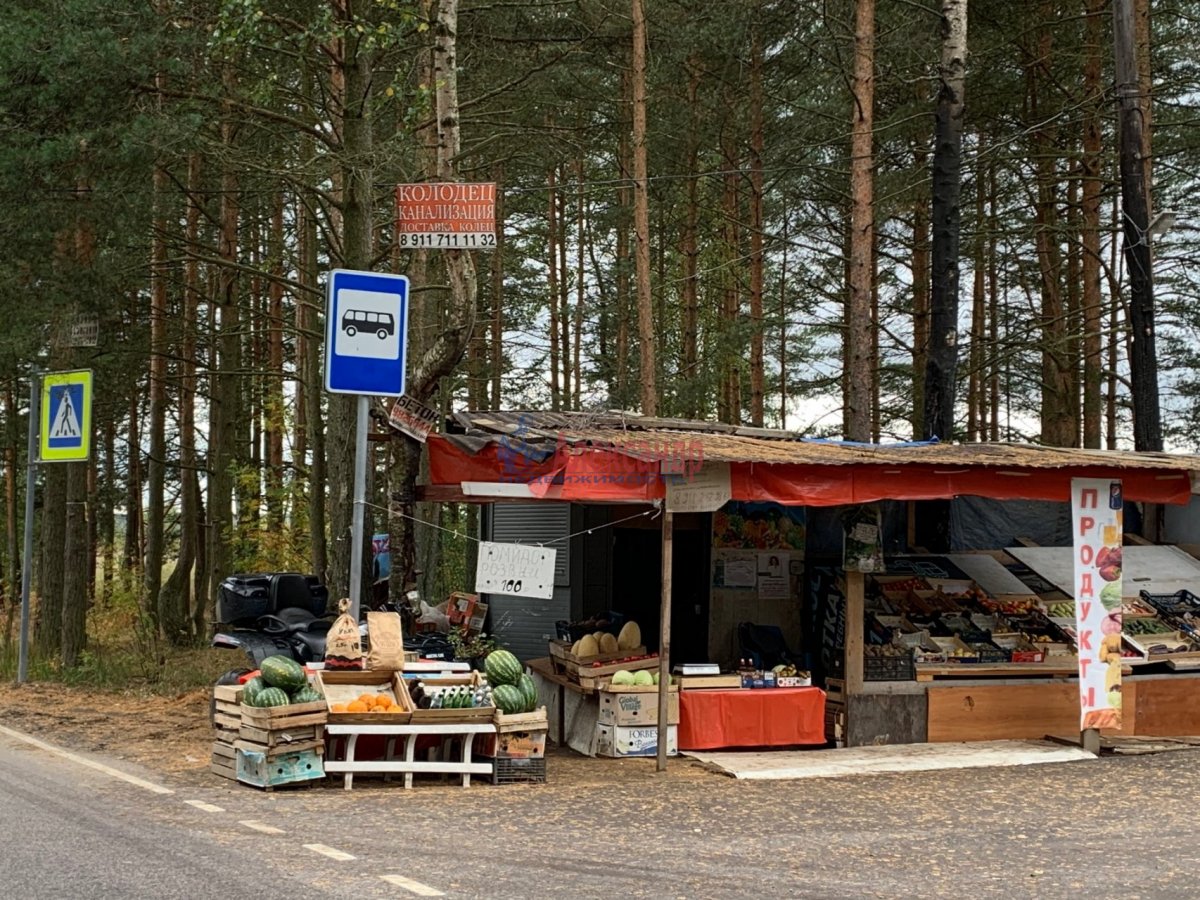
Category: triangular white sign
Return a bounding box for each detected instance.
[50,389,81,439]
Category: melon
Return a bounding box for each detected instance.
[599,632,618,654]
[575,634,601,659]
[517,673,538,712]
[592,631,606,645]
[485,649,523,686]
[570,639,582,656]
[242,675,267,706]
[255,686,290,707]
[652,671,660,685]
[632,670,654,686]
[290,686,323,704]
[493,684,525,715]
[610,670,636,686]
[260,655,307,691]
[617,621,642,651]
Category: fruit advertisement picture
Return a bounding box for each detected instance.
[713,502,805,553]
[1071,478,1123,731]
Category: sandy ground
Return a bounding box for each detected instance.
[0,681,716,792]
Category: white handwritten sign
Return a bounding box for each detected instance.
[665,461,731,513]
[475,541,558,599]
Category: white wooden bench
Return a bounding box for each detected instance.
[324,722,496,790]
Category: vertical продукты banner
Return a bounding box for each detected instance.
[1071,478,1124,731]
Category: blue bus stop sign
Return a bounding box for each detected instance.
[324,268,410,396]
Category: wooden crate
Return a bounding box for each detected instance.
[678,674,743,690]
[403,674,496,723]
[211,739,238,780]
[213,683,245,731]
[239,699,329,731]
[236,745,324,790]
[316,670,412,724]
[572,656,661,690]
[239,722,323,748]
[548,639,649,671]
[494,708,549,732]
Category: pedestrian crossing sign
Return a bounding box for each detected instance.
[40,370,93,462]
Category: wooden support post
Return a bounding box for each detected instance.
[844,569,865,698]
[656,509,674,772]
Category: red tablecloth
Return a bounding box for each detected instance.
[678,687,826,750]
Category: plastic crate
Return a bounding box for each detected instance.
[969,642,1010,664]
[489,755,546,785]
[863,649,916,681]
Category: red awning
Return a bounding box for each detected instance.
[427,434,1194,506]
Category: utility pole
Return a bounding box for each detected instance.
[1113,0,1162,452]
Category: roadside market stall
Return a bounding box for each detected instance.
[417,411,1200,755]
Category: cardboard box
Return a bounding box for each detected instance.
[598,685,680,726]
[595,723,678,758]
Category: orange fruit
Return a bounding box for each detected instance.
[373,694,391,708]
[369,705,388,713]
[331,703,349,713]
[347,700,370,713]
[357,693,376,705]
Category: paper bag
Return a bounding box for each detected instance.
[366,611,405,671]
[324,598,365,670]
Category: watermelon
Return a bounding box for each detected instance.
[493,684,525,715]
[260,655,307,691]
[290,686,322,704]
[242,675,267,706]
[255,686,290,708]
[517,673,538,713]
[484,649,522,687]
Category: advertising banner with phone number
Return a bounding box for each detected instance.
[1071,478,1124,731]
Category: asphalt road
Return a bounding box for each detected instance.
[4,726,1200,899]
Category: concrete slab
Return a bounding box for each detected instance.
[683,739,1094,780]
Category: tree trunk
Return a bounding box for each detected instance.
[1081,0,1104,449]
[547,161,560,411]
[162,152,202,642]
[490,163,504,408]
[615,74,632,410]
[748,16,766,427]
[298,187,327,583]
[681,58,701,417]
[574,156,585,410]
[4,386,18,624]
[968,140,985,441]
[101,417,116,599]
[845,0,875,443]
[911,151,930,438]
[923,0,967,441]
[36,464,65,655]
[391,0,478,593]
[631,0,656,415]
[1114,0,1161,451]
[327,0,376,602]
[144,160,169,623]
[124,385,143,589]
[265,192,285,531]
[60,460,88,667]
[559,179,571,408]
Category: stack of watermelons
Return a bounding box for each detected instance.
[484,649,539,715]
[241,655,323,707]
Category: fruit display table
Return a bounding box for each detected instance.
[677,687,827,751]
[324,722,496,790]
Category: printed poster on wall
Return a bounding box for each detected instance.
[1071,478,1123,731]
[712,550,757,589]
[757,552,790,600]
[713,502,805,555]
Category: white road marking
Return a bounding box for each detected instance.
[239,819,285,835]
[380,874,446,896]
[183,799,225,813]
[0,723,174,795]
[303,843,357,861]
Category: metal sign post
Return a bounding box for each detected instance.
[324,269,410,619]
[17,374,39,684]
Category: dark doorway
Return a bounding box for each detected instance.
[611,523,710,664]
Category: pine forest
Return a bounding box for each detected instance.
[0,0,1197,670]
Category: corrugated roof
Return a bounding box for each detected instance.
[449,410,1200,473]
